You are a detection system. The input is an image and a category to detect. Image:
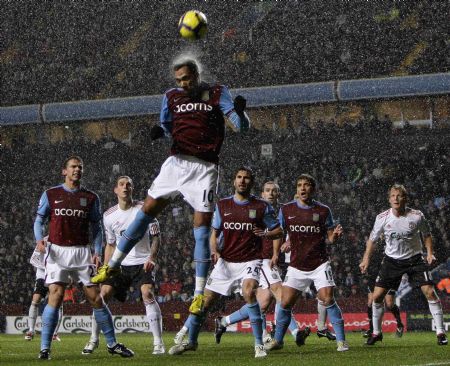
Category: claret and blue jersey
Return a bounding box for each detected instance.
[159,83,242,164]
[212,195,279,263]
[279,199,335,271]
[34,184,102,248]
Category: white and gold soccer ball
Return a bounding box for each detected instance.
[178,10,208,40]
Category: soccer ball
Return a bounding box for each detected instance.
[178,10,208,40]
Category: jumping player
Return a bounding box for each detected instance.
[93,58,250,316]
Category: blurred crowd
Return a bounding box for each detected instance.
[1,1,449,106]
[0,119,449,306]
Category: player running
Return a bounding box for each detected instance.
[25,238,63,342]
[266,174,349,352]
[34,156,133,360]
[82,176,164,355]
[169,167,282,358]
[360,184,448,346]
[92,58,250,316]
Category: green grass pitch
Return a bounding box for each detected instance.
[0,332,448,366]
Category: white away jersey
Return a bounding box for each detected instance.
[369,208,431,260]
[103,201,160,266]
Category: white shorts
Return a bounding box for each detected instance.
[45,244,95,286]
[205,258,262,296]
[259,259,282,289]
[283,261,335,292]
[36,267,46,280]
[148,154,218,213]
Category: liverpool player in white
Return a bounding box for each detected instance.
[82,176,164,355]
[360,184,447,346]
[93,58,250,316]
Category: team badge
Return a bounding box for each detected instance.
[312,213,320,222]
[80,198,87,206]
[408,221,416,230]
[201,90,210,102]
[249,209,256,219]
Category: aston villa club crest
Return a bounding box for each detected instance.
[80,198,87,206]
[201,90,210,102]
[312,213,320,222]
[249,209,256,219]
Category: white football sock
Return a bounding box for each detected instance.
[372,302,384,335]
[28,301,39,332]
[90,311,100,342]
[145,300,163,345]
[317,300,327,330]
[428,300,445,334]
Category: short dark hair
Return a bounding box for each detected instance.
[234,166,254,183]
[296,174,316,189]
[115,175,133,187]
[173,59,199,76]
[63,155,83,169]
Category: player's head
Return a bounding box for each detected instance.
[233,166,254,196]
[114,176,133,200]
[62,155,83,183]
[388,184,407,210]
[261,181,280,205]
[173,59,200,92]
[296,174,316,202]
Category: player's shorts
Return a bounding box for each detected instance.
[148,154,218,213]
[33,278,48,297]
[205,258,262,296]
[367,275,396,295]
[375,254,433,290]
[45,244,96,286]
[283,261,335,292]
[259,259,282,289]
[103,264,155,302]
[36,267,46,280]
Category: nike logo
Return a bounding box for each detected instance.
[55,200,64,204]
[174,97,181,103]
[288,216,296,219]
[224,213,232,216]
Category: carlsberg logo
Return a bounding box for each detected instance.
[175,103,212,113]
[289,225,320,233]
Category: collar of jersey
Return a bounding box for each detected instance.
[233,195,251,206]
[295,199,316,209]
[61,184,80,193]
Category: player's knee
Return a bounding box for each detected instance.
[421,285,437,300]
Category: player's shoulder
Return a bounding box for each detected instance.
[164,87,182,98]
[79,185,99,198]
[134,200,145,209]
[407,207,424,217]
[376,208,391,220]
[312,200,331,212]
[280,200,297,211]
[103,204,119,219]
[218,195,234,204]
[45,184,64,194]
